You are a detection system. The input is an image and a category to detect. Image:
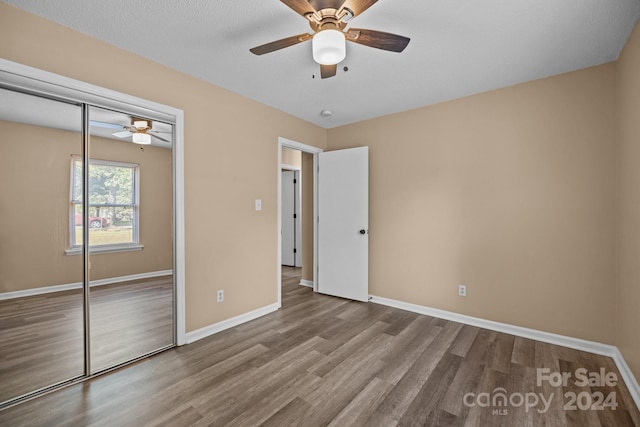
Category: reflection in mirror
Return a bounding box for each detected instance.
[87,106,174,373]
[0,89,176,405]
[0,88,85,403]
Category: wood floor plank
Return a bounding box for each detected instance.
[260,397,313,427]
[304,332,393,404]
[380,309,420,336]
[376,319,443,385]
[396,352,464,426]
[225,373,322,427]
[193,349,324,426]
[440,328,497,417]
[448,324,480,358]
[504,363,537,427]
[314,306,391,355]
[308,320,389,377]
[558,358,605,427]
[511,336,536,367]
[108,344,271,426]
[374,321,464,421]
[490,332,516,374]
[327,377,393,427]
[533,340,569,427]
[149,405,204,427]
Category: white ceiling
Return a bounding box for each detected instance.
[3,0,639,128]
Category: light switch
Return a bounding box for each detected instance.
[255,199,262,211]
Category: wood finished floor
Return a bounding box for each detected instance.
[1,267,638,426]
[0,276,174,405]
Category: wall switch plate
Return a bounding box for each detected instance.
[458,285,467,297]
[255,199,262,211]
[217,290,224,302]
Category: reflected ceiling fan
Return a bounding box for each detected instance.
[250,0,410,79]
[90,118,171,145]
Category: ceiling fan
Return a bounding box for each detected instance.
[111,119,171,145]
[90,118,171,145]
[250,0,410,79]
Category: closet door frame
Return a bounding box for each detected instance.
[0,58,186,405]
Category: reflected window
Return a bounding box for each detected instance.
[70,157,139,249]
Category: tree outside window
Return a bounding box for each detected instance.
[71,157,139,248]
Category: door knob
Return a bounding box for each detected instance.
[359,229,366,235]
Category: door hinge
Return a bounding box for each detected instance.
[293,213,297,219]
[294,248,297,253]
[294,179,297,184]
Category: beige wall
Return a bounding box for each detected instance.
[0,121,83,290]
[617,21,640,381]
[328,64,617,345]
[0,119,173,292]
[0,3,326,331]
[281,147,302,168]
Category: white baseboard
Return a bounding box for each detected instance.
[299,279,314,288]
[612,347,640,411]
[185,303,280,344]
[369,295,640,410]
[0,270,173,301]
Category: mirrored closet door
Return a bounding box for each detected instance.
[0,88,86,403]
[0,88,176,407]
[87,106,174,373]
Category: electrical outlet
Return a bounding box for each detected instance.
[217,290,224,302]
[458,285,467,297]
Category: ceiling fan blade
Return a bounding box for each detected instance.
[309,0,347,11]
[151,134,171,143]
[250,33,312,55]
[346,28,410,52]
[113,130,133,138]
[320,64,337,79]
[341,0,378,17]
[148,130,171,134]
[280,0,316,16]
[90,120,125,130]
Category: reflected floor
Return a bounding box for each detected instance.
[0,276,173,404]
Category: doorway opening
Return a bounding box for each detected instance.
[281,167,301,269]
[278,139,369,306]
[277,138,322,308]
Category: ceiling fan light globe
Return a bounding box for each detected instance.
[132,133,151,145]
[312,29,346,65]
[133,120,148,129]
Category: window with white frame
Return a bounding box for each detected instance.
[70,157,140,250]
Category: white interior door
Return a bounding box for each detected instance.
[281,170,296,266]
[317,146,369,302]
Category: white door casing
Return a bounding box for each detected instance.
[317,146,369,302]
